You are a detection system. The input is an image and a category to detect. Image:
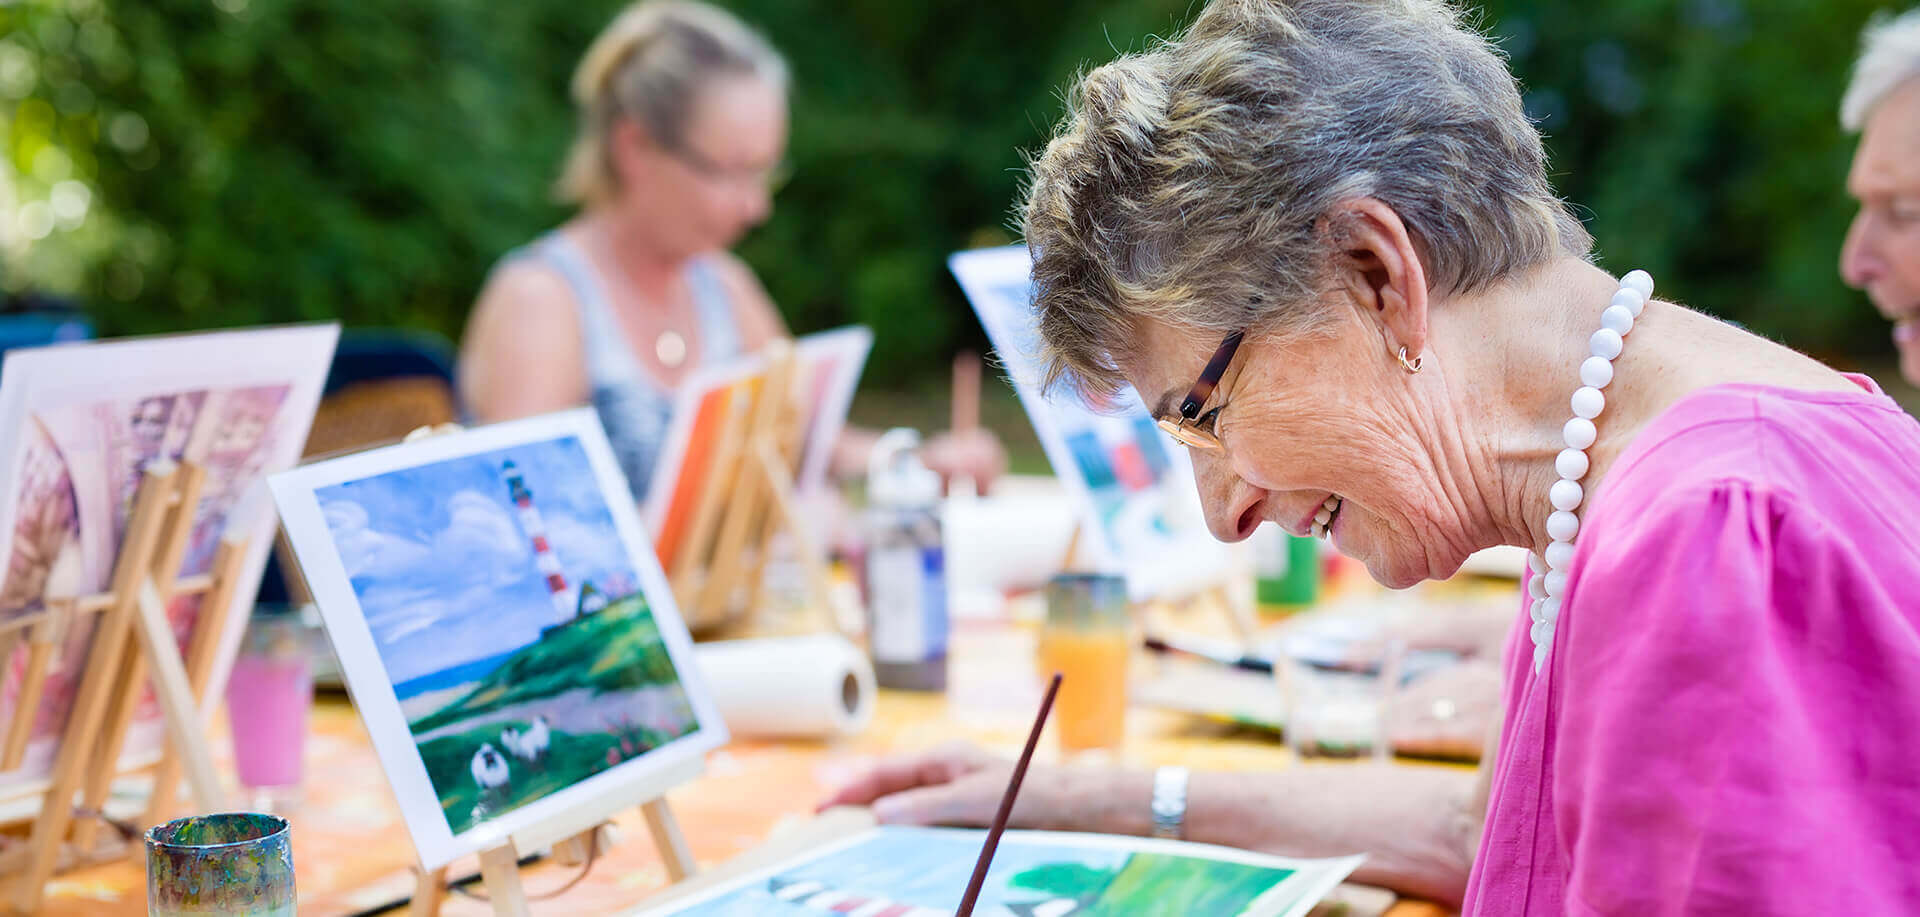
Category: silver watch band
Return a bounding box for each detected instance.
[1150,765,1190,840]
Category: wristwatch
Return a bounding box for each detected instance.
[1150,765,1190,840]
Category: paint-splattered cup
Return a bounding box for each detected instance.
[145,813,295,916]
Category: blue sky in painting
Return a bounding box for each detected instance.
[666,827,1136,915]
[315,436,639,684]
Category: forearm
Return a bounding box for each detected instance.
[1043,764,1480,906]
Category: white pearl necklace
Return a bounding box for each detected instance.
[1526,269,1654,674]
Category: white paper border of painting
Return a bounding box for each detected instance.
[268,408,727,870]
[627,825,1364,917]
[642,326,872,532]
[947,247,1227,599]
[0,323,338,796]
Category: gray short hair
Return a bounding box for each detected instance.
[1020,0,1592,397]
[558,1,788,206]
[1842,7,1920,132]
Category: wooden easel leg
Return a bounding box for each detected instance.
[552,823,618,867]
[13,465,178,914]
[0,626,19,693]
[751,441,835,632]
[70,638,145,853]
[75,463,204,850]
[477,844,531,917]
[147,538,249,826]
[129,583,223,812]
[695,343,800,629]
[674,388,755,630]
[640,797,696,881]
[408,866,449,917]
[695,454,766,627]
[1,620,57,771]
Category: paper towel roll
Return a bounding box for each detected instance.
[693,634,876,739]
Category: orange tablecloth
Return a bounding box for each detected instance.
[27,616,1463,916]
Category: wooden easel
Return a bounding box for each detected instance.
[1,460,248,914]
[406,776,700,917]
[666,339,836,636]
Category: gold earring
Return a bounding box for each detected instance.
[1396,346,1423,374]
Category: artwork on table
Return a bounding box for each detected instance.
[949,246,1229,599]
[643,326,871,569]
[269,409,725,869]
[634,826,1363,917]
[0,325,338,797]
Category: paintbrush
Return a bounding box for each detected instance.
[955,671,1062,917]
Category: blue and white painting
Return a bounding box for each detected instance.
[950,245,1228,599]
[645,826,1359,917]
[315,435,696,833]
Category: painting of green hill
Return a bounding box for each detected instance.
[1010,853,1296,915]
[1093,853,1292,914]
[419,716,687,834]
[409,594,682,735]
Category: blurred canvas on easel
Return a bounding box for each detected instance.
[949,246,1229,601]
[0,325,337,803]
[643,328,870,635]
[0,326,335,913]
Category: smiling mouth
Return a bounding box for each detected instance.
[1310,495,1343,541]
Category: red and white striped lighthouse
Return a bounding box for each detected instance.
[503,460,574,625]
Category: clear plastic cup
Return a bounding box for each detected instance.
[1275,623,1404,761]
[1039,573,1131,753]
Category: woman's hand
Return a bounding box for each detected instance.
[922,427,1009,495]
[818,741,1072,829]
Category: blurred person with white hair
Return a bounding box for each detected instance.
[1841,7,1920,386]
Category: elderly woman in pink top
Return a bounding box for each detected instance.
[823,0,1920,911]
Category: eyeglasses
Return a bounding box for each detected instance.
[670,142,792,193]
[1154,330,1244,451]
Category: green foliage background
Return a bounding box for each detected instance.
[3,0,1911,385]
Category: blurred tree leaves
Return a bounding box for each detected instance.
[1,0,1906,380]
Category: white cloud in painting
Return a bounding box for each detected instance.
[432,490,526,570]
[365,581,531,655]
[323,499,432,580]
[543,510,628,584]
[357,583,444,643]
[345,493,531,639]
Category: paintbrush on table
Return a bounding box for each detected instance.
[955,671,1062,917]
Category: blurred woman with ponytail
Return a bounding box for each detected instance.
[458,1,1004,500]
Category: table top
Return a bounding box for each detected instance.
[26,602,1477,916]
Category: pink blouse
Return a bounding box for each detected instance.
[1463,377,1920,914]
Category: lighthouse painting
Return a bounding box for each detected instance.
[271,411,721,852]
